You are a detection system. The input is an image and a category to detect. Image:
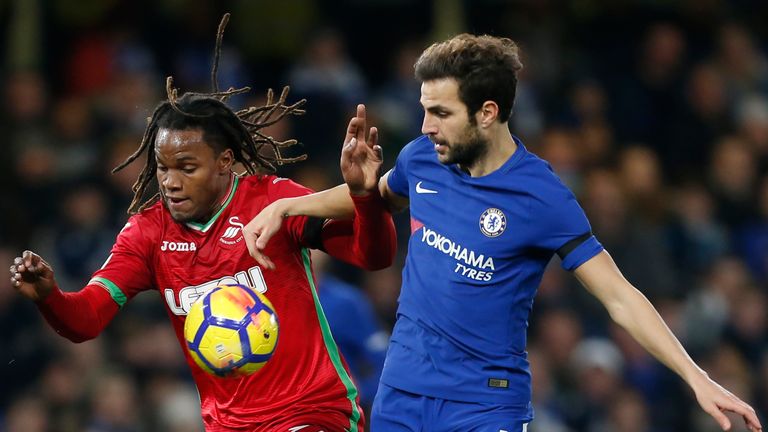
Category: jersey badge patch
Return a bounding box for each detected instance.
[479,208,506,237]
[220,216,244,246]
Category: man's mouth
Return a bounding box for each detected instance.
[166,196,189,209]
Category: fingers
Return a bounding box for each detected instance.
[9,261,21,288]
[369,127,379,149]
[355,104,367,143]
[22,250,45,273]
[345,105,368,146]
[243,227,277,271]
[713,396,763,432]
[731,402,762,431]
[704,402,731,431]
[250,246,276,271]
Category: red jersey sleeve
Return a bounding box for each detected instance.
[319,192,396,271]
[90,214,156,303]
[37,213,156,342]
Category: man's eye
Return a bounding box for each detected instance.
[158,166,168,173]
[182,167,197,174]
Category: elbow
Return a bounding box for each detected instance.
[58,328,100,344]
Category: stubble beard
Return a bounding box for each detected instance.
[439,124,489,170]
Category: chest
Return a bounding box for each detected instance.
[407,168,532,257]
[153,210,306,316]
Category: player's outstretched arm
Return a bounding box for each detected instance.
[574,251,762,432]
[9,250,119,343]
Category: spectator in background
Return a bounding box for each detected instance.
[668,63,732,179]
[618,146,667,225]
[2,395,50,432]
[713,23,768,103]
[708,136,758,230]
[565,338,626,430]
[735,94,768,158]
[287,28,367,166]
[581,169,679,300]
[735,174,768,282]
[85,370,142,432]
[683,256,754,355]
[370,40,425,156]
[612,23,687,151]
[666,182,730,283]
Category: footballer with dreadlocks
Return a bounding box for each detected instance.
[9,14,394,432]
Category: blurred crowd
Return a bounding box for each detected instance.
[1,1,767,431]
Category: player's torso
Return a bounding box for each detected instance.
[384,138,548,407]
[402,144,545,345]
[146,176,360,429]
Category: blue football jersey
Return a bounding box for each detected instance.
[383,135,603,414]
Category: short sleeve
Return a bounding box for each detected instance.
[387,136,425,198]
[90,216,155,307]
[528,176,603,271]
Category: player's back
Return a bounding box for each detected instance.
[92,174,364,431]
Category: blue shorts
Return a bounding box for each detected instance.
[371,383,531,432]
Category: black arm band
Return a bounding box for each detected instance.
[302,217,328,251]
[556,232,592,260]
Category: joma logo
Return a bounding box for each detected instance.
[160,241,197,252]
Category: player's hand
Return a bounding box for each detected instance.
[691,372,762,431]
[9,250,56,302]
[243,201,288,270]
[342,104,383,196]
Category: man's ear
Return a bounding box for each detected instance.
[218,148,234,174]
[477,101,500,127]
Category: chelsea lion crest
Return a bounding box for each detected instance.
[479,208,507,237]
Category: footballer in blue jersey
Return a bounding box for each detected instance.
[381,133,603,414]
[244,34,762,432]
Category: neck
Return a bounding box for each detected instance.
[463,124,517,177]
[200,173,234,222]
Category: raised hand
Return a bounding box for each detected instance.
[342,104,382,196]
[9,250,56,302]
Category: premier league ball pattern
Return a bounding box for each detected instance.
[184,284,279,377]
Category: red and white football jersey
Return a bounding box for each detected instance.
[90,174,364,431]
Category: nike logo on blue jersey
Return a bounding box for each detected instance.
[415,181,438,194]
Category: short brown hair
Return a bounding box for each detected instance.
[414,34,523,122]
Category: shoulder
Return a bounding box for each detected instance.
[516,149,575,203]
[398,135,434,161]
[235,174,312,201]
[257,174,314,202]
[129,201,165,234]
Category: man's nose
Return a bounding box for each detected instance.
[421,116,438,135]
[162,171,182,190]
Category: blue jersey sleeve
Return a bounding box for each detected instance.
[387,136,427,197]
[528,168,603,271]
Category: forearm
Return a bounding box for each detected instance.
[282,184,356,220]
[37,284,119,343]
[604,286,705,384]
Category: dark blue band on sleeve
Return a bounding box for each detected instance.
[561,235,604,271]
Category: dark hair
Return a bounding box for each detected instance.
[112,14,306,215]
[414,34,523,122]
